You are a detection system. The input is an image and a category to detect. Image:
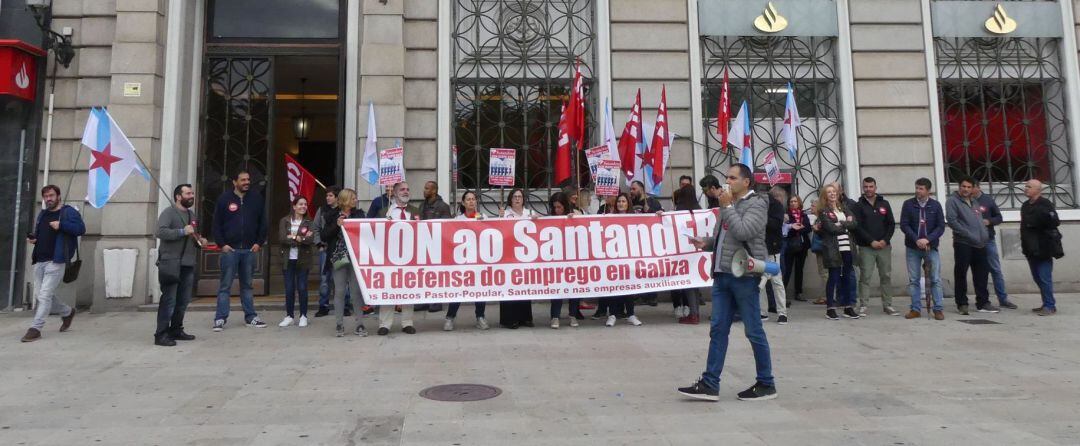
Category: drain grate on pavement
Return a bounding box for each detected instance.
[419,384,502,402]
[958,319,1001,325]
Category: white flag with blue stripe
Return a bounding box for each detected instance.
[360,102,380,185]
[80,107,150,208]
[781,83,801,162]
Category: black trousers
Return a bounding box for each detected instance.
[782,249,808,295]
[953,243,990,308]
[157,265,195,337]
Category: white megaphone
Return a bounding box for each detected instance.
[731,248,781,277]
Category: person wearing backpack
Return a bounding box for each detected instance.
[22,185,86,343]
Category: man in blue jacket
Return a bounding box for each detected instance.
[899,178,946,320]
[973,181,1016,309]
[211,170,268,331]
[22,185,85,342]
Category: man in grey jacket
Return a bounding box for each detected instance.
[678,164,776,402]
[154,184,207,346]
[946,177,997,315]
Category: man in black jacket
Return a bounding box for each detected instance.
[761,186,788,324]
[211,170,268,331]
[1021,180,1061,316]
[418,181,452,312]
[853,177,898,316]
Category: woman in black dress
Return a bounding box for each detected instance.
[499,188,535,329]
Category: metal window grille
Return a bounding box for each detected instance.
[700,36,844,204]
[452,0,596,215]
[935,36,1075,209]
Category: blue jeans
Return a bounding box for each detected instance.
[283,259,309,317]
[156,265,194,336]
[906,247,944,312]
[985,238,1009,303]
[549,298,582,319]
[215,249,258,323]
[1027,258,1055,310]
[826,251,856,308]
[701,272,774,390]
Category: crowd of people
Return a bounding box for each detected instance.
[20,167,1068,404]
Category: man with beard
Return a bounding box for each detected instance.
[630,180,663,306]
[21,185,85,343]
[211,170,268,331]
[418,181,452,312]
[153,184,208,346]
[375,182,420,334]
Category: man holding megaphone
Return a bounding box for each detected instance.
[677,164,777,402]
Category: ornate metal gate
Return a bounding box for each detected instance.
[700,36,843,203]
[451,0,596,215]
[196,56,273,294]
[935,36,1075,209]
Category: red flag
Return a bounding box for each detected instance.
[649,86,669,184]
[565,59,586,150]
[618,89,642,179]
[717,68,730,151]
[284,153,318,217]
[554,101,573,186]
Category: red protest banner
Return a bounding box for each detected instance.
[341,210,719,305]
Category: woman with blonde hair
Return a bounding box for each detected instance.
[319,188,368,337]
[815,184,860,320]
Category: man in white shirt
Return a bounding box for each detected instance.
[376,182,420,334]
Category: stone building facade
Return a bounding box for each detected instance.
[22,0,1080,311]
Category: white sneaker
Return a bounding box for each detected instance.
[857,306,868,317]
[443,318,455,331]
[298,316,309,327]
[569,317,579,327]
[627,315,643,326]
[683,306,692,318]
[550,318,560,329]
[605,315,616,327]
[476,317,489,330]
[673,305,685,317]
[279,316,294,327]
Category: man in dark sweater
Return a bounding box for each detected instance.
[1020,179,1062,316]
[973,181,1016,309]
[21,185,85,343]
[153,184,207,346]
[418,181,452,312]
[761,186,788,324]
[211,170,268,331]
[853,177,898,316]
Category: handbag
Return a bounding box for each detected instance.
[810,233,823,253]
[61,207,82,284]
[157,209,191,285]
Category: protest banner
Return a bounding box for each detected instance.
[594,159,621,197]
[763,151,780,186]
[341,210,719,305]
[378,146,405,186]
[488,148,516,187]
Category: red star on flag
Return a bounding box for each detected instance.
[89,144,123,175]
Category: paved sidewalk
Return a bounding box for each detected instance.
[1,294,1078,445]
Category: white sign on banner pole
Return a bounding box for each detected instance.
[595,159,621,197]
[378,146,405,186]
[488,148,516,187]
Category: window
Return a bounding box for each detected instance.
[936,37,1075,209]
[452,0,596,214]
[701,36,843,203]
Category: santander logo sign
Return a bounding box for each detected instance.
[14,63,30,90]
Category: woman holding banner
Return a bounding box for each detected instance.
[445,190,491,331]
[321,188,368,337]
[277,197,315,328]
[591,194,621,321]
[499,188,535,329]
[606,193,644,327]
[547,192,585,329]
[816,184,861,321]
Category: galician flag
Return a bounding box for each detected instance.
[81,107,150,208]
[781,83,801,161]
[360,102,379,185]
[728,100,753,169]
[601,97,619,163]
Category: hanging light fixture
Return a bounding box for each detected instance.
[292,77,311,140]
